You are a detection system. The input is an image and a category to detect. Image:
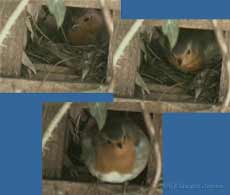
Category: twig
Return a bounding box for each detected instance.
[141,102,162,195]
[222,59,230,109]
[38,56,77,89]
[113,19,144,66]
[109,19,144,92]
[212,20,230,110]
[42,102,72,155]
[32,18,53,42]
[157,82,183,101]
[0,0,30,46]
[98,0,113,36]
[212,20,228,56]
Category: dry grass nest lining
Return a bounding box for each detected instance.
[139,31,222,104]
[24,9,109,83]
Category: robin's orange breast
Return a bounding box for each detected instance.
[95,138,136,174]
[67,29,97,45]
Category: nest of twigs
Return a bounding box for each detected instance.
[24,7,109,83]
[139,29,222,104]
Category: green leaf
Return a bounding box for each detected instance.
[47,0,66,28]
[162,20,179,50]
[89,103,107,130]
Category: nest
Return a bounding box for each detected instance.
[24,7,109,83]
[63,109,151,185]
[139,29,222,104]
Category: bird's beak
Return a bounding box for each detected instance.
[72,23,80,30]
[168,53,178,66]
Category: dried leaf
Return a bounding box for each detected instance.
[25,17,34,40]
[47,0,66,28]
[23,31,27,49]
[162,20,179,50]
[22,51,37,74]
[27,3,42,22]
[82,66,90,81]
[195,87,202,100]
[136,72,150,94]
[89,103,107,130]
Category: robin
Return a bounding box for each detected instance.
[67,10,108,46]
[169,29,220,73]
[81,113,150,183]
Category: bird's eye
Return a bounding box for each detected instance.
[177,58,182,65]
[117,142,123,149]
[186,48,191,55]
[83,16,92,22]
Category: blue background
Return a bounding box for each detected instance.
[163,113,230,195]
[0,93,113,195]
[122,0,230,19]
[1,95,230,195]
